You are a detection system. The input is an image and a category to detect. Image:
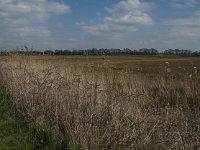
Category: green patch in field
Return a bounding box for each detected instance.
[0,85,82,150]
[0,86,35,150]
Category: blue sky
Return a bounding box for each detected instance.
[0,0,200,51]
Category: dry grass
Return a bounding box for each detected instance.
[0,55,200,149]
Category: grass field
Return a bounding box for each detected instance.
[0,55,200,149]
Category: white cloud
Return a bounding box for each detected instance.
[164,11,200,39]
[154,10,200,50]
[81,0,154,35]
[164,11,200,27]
[8,26,51,37]
[0,0,70,39]
[48,2,71,14]
[170,0,198,8]
[170,27,200,38]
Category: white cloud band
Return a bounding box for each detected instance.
[0,0,70,38]
[81,0,154,35]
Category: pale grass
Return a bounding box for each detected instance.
[0,55,199,150]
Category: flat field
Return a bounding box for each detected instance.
[18,55,200,80]
[0,55,200,149]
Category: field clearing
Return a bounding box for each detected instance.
[0,55,200,149]
[3,55,199,79]
[2,55,199,72]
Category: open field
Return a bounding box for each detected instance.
[0,55,200,149]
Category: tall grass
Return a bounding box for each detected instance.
[0,55,200,149]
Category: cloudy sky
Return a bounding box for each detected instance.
[0,0,200,51]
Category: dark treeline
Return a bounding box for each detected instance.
[0,48,200,56]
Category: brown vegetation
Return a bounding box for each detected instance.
[0,55,200,149]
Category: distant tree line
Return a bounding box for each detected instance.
[0,48,200,56]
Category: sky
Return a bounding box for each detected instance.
[0,0,200,51]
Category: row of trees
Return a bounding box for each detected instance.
[0,48,200,56]
[41,48,200,56]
